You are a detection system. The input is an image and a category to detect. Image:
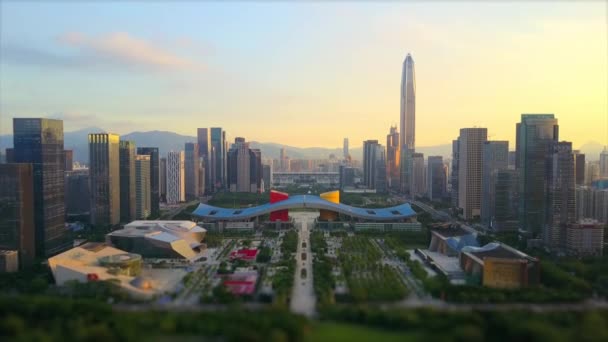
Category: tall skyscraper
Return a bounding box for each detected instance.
[227,137,262,193]
[64,150,73,171]
[89,133,120,226]
[451,139,460,208]
[280,147,289,172]
[166,151,185,204]
[119,140,136,223]
[545,141,576,249]
[411,153,426,197]
[135,155,151,219]
[386,126,400,189]
[573,151,586,186]
[159,157,167,202]
[263,164,272,191]
[209,128,226,191]
[198,159,205,198]
[0,164,36,267]
[600,147,608,178]
[516,114,559,236]
[197,128,210,194]
[481,141,509,229]
[457,128,488,220]
[493,169,520,232]
[137,147,160,217]
[184,142,200,200]
[65,169,90,217]
[427,156,446,202]
[343,138,349,159]
[13,118,68,256]
[399,53,415,194]
[363,140,387,193]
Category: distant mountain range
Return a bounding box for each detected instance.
[0,128,604,163]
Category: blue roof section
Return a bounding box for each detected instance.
[191,195,417,221]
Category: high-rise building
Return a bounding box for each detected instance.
[545,141,576,249]
[184,142,200,200]
[566,219,604,257]
[0,164,36,268]
[343,138,349,159]
[492,169,520,231]
[65,169,90,217]
[585,161,600,185]
[481,141,509,229]
[5,148,14,163]
[159,157,167,202]
[457,128,488,220]
[64,150,73,171]
[134,155,151,219]
[263,164,272,191]
[198,159,205,198]
[573,151,586,186]
[119,141,136,223]
[399,53,415,193]
[339,165,356,190]
[575,186,595,221]
[227,137,262,193]
[363,140,387,193]
[197,128,210,194]
[386,126,400,189]
[600,146,608,178]
[411,153,426,197]
[516,114,559,236]
[166,151,185,204]
[137,147,160,217]
[427,156,446,202]
[89,133,121,226]
[451,139,460,209]
[13,118,69,256]
[209,128,226,191]
[508,151,517,170]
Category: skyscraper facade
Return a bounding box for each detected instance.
[600,147,608,178]
[363,140,387,193]
[457,128,488,220]
[516,114,559,236]
[65,169,90,217]
[427,156,446,202]
[399,53,415,194]
[137,147,160,217]
[545,141,576,249]
[481,141,509,229]
[573,151,586,186]
[451,139,460,209]
[64,150,73,171]
[386,126,400,189]
[159,157,167,202]
[0,163,36,267]
[184,142,200,200]
[411,152,426,197]
[135,154,151,219]
[197,128,210,194]
[13,118,68,256]
[89,133,120,226]
[209,128,226,191]
[493,169,520,232]
[119,140,136,223]
[227,137,262,193]
[166,151,185,204]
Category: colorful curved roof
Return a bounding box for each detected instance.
[191,194,416,221]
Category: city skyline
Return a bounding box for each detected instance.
[1,2,606,149]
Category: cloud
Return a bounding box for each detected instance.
[0,32,202,72]
[57,31,199,70]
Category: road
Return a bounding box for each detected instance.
[161,200,199,220]
[289,212,317,317]
[408,199,479,234]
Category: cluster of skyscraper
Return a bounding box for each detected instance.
[450,115,608,253]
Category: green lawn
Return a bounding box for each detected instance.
[306,322,419,342]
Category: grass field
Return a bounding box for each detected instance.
[306,322,419,342]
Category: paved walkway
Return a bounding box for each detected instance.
[289,212,317,317]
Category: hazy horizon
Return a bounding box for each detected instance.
[1,1,606,149]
